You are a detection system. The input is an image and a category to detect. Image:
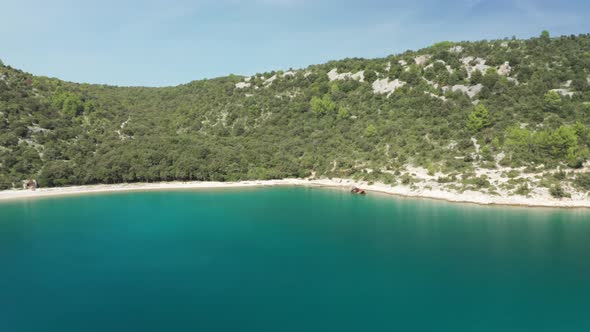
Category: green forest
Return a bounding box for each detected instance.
[1,32,590,196]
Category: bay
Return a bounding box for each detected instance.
[1,187,590,331]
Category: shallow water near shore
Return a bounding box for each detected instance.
[1,187,590,331]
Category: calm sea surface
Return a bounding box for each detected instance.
[1,187,590,331]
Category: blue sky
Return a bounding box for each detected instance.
[1,0,588,86]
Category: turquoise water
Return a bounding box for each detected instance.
[1,187,590,331]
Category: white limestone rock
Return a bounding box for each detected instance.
[449,46,464,54]
[443,84,483,99]
[372,78,406,97]
[235,82,251,89]
[497,62,511,76]
[327,68,364,82]
[551,89,574,97]
[414,55,431,66]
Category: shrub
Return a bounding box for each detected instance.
[574,173,590,191]
[550,184,571,198]
[552,171,567,181]
[401,174,413,185]
[506,170,521,178]
[467,104,491,132]
[437,175,457,183]
[462,175,490,189]
[515,183,531,196]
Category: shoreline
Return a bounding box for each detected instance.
[1,179,589,209]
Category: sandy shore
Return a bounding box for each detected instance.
[1,178,589,208]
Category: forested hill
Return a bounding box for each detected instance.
[2,32,590,196]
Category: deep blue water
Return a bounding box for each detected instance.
[1,187,590,331]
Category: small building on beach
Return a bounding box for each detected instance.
[23,179,38,191]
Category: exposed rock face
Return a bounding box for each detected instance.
[235,82,251,89]
[423,78,439,89]
[507,77,520,85]
[27,126,50,134]
[327,68,364,82]
[443,84,483,99]
[461,57,490,77]
[449,46,464,54]
[372,78,406,97]
[424,91,447,101]
[425,60,453,73]
[414,55,431,66]
[349,71,365,82]
[551,88,574,97]
[263,75,277,86]
[497,62,512,76]
[460,56,475,65]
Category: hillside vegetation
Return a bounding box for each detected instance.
[2,32,590,198]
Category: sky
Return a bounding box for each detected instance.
[1,0,589,86]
